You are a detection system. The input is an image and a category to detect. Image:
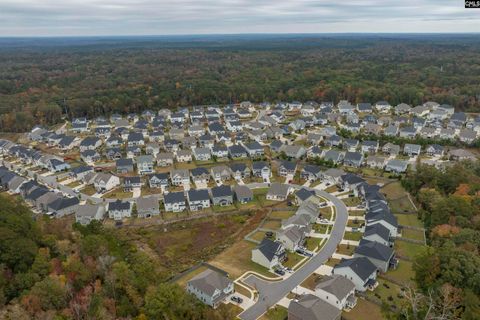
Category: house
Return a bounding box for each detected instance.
[307,146,323,159]
[399,126,417,138]
[410,105,430,117]
[211,144,229,158]
[332,257,378,292]
[354,239,396,273]
[395,103,412,115]
[170,169,190,186]
[381,143,400,156]
[361,140,379,154]
[244,141,265,158]
[448,148,477,161]
[186,269,234,309]
[295,188,316,204]
[211,185,234,206]
[146,143,161,157]
[47,196,79,217]
[363,224,392,247]
[280,145,306,159]
[357,102,372,113]
[315,275,357,311]
[108,200,132,220]
[385,159,408,173]
[343,152,363,168]
[93,173,120,192]
[127,132,145,146]
[148,173,169,189]
[106,147,123,160]
[176,149,193,163]
[266,183,290,201]
[403,144,422,157]
[374,101,391,113]
[163,191,186,212]
[79,137,102,152]
[124,176,142,191]
[366,155,386,169]
[187,189,211,211]
[233,185,253,203]
[384,124,399,137]
[324,135,342,147]
[58,136,78,150]
[70,165,93,181]
[230,163,251,179]
[276,225,306,251]
[228,144,248,159]
[288,294,341,320]
[251,238,286,269]
[134,196,159,218]
[365,209,399,238]
[211,165,232,183]
[75,204,106,225]
[301,164,322,181]
[156,152,175,167]
[193,147,211,161]
[343,139,359,152]
[169,128,185,139]
[321,168,344,185]
[459,129,477,144]
[116,158,134,174]
[252,161,271,178]
[323,150,343,165]
[278,160,297,177]
[136,155,154,175]
[126,146,142,158]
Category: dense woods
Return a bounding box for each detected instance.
[1,35,480,132]
[0,194,235,319]
[400,161,480,319]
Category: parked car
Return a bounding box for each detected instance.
[265,231,274,238]
[274,269,285,276]
[231,296,243,303]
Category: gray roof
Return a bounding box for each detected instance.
[233,185,253,200]
[211,185,233,198]
[164,191,185,204]
[334,257,377,281]
[188,189,210,202]
[255,238,284,262]
[315,275,355,300]
[108,199,131,211]
[364,224,391,242]
[289,294,341,320]
[48,197,79,211]
[136,196,160,211]
[267,183,290,198]
[355,239,394,262]
[188,269,232,297]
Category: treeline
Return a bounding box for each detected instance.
[0,194,233,319]
[1,36,480,132]
[398,162,480,319]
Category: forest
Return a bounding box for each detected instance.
[1,34,480,131]
[0,194,236,319]
[400,161,480,319]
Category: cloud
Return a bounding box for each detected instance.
[0,0,478,36]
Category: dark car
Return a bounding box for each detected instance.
[231,296,243,303]
[265,231,274,238]
[274,269,285,276]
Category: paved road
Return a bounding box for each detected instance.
[238,188,349,320]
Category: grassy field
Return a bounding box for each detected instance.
[269,210,295,219]
[262,219,282,230]
[343,197,362,207]
[343,231,363,241]
[348,210,365,216]
[324,185,339,193]
[395,214,423,228]
[325,258,341,267]
[401,228,425,242]
[66,180,82,188]
[283,252,304,269]
[336,244,355,256]
[102,187,133,199]
[381,181,407,199]
[342,298,384,320]
[319,206,333,220]
[388,260,415,285]
[260,306,288,320]
[209,239,273,279]
[394,241,426,260]
[367,279,406,312]
[347,219,363,228]
[250,230,268,242]
[304,237,322,251]
[80,184,97,196]
[313,223,330,234]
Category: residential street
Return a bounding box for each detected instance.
[238,188,348,320]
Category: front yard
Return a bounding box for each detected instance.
[336,244,355,256]
[282,251,304,269]
[343,231,363,241]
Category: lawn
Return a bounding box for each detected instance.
[102,187,133,199]
[389,197,417,214]
[175,265,208,288]
[347,219,363,228]
[269,210,295,219]
[260,306,288,320]
[401,228,425,242]
[388,260,415,285]
[250,230,269,242]
[336,244,355,256]
[319,207,334,220]
[343,231,363,241]
[395,214,423,228]
[324,185,338,193]
[283,252,304,269]
[342,298,383,320]
[343,197,362,207]
[367,279,406,312]
[209,240,273,279]
[66,180,82,188]
[301,273,323,290]
[80,184,96,196]
[381,181,406,199]
[262,219,282,230]
[304,237,322,251]
[394,241,426,260]
[348,210,365,216]
[325,258,341,267]
[234,283,252,299]
[212,204,237,213]
[313,223,330,234]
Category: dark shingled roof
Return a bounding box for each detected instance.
[334,257,377,281]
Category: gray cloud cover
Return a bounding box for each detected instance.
[0,0,478,36]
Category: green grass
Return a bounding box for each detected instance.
[66,180,82,188]
[269,210,295,219]
[394,241,426,260]
[304,237,321,251]
[388,260,415,285]
[260,306,288,320]
[80,184,96,196]
[325,258,341,267]
[336,244,355,256]
[175,265,208,288]
[381,181,406,199]
[283,252,304,269]
[325,185,338,193]
[262,219,282,230]
[367,279,406,311]
[343,298,383,320]
[319,207,333,220]
[347,219,363,228]
[395,214,423,228]
[343,231,363,241]
[349,210,365,216]
[313,224,330,234]
[343,197,362,207]
[250,231,268,242]
[401,228,425,242]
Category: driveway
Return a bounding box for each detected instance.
[238,188,349,320]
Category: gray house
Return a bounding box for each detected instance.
[163,191,186,212]
[288,294,341,320]
[137,155,155,175]
[332,257,378,292]
[136,196,160,218]
[354,239,397,273]
[276,225,306,252]
[251,238,286,269]
[116,158,134,174]
[233,185,253,203]
[186,269,234,309]
[343,151,363,167]
[211,185,234,206]
[75,204,106,225]
[385,159,408,173]
[187,189,211,211]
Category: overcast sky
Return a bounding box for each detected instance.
[0,0,479,36]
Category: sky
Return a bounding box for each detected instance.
[0,0,479,36]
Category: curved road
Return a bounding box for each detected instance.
[238,188,349,320]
